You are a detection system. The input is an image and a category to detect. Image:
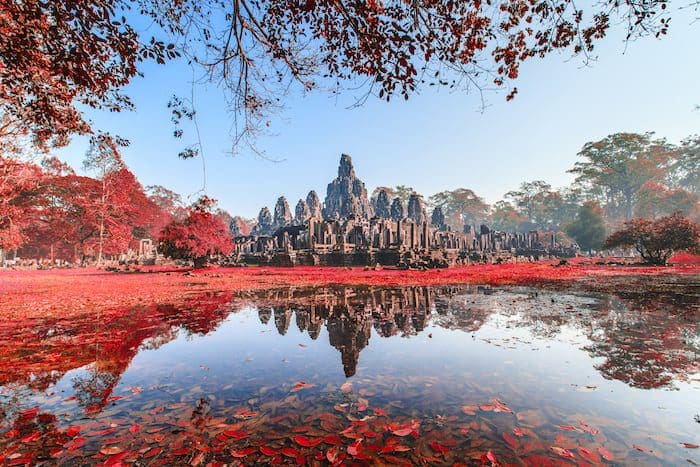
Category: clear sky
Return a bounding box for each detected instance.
[56,13,700,219]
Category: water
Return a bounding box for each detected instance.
[1,285,698,465]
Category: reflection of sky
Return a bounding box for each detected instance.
[2,287,698,462]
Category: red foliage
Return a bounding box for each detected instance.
[158,196,233,266]
[604,212,700,265]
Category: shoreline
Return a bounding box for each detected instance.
[1,261,698,321]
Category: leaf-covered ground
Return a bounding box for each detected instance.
[1,260,698,321]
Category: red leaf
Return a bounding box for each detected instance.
[503,432,519,449]
[21,432,41,443]
[230,447,257,458]
[551,446,575,459]
[67,437,86,451]
[558,425,577,431]
[293,435,322,447]
[512,428,525,437]
[128,424,140,434]
[66,426,81,437]
[391,428,413,437]
[578,447,601,463]
[223,429,249,440]
[373,407,387,416]
[429,441,450,455]
[681,443,699,449]
[323,435,343,445]
[291,381,314,393]
[281,447,299,458]
[598,447,614,460]
[260,446,278,456]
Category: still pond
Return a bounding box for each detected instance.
[1,285,698,465]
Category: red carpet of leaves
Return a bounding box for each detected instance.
[1,260,698,321]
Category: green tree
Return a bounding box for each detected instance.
[566,202,606,254]
[669,135,699,194]
[569,133,677,221]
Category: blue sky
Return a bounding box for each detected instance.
[56,13,700,219]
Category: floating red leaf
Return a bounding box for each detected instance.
[293,435,323,447]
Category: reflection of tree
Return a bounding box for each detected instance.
[72,368,119,413]
[584,293,699,389]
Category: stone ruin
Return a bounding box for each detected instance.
[234,154,577,268]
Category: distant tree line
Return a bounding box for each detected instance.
[2,132,698,266]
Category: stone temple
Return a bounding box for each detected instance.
[234,154,575,267]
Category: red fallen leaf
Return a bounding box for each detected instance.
[492,399,513,413]
[391,428,413,437]
[578,420,599,435]
[291,381,314,393]
[512,428,525,437]
[479,404,495,412]
[171,448,190,456]
[633,444,654,454]
[5,429,19,438]
[340,382,352,393]
[223,429,249,440]
[347,442,361,456]
[578,447,601,463]
[334,404,347,412]
[63,396,77,402]
[230,447,257,458]
[551,446,575,458]
[681,443,699,449]
[144,447,162,458]
[67,437,86,451]
[326,447,341,463]
[503,432,519,449]
[105,450,131,465]
[281,447,299,458]
[130,386,143,394]
[429,441,450,455]
[481,451,498,466]
[558,425,578,431]
[19,407,39,418]
[234,408,258,419]
[260,446,278,456]
[128,424,141,434]
[461,405,478,415]
[293,435,323,447]
[298,343,307,348]
[323,435,343,445]
[21,432,41,443]
[373,407,387,416]
[66,426,81,437]
[100,446,123,456]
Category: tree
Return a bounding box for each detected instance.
[489,200,527,232]
[504,180,570,229]
[566,202,606,254]
[634,181,698,221]
[603,212,699,265]
[429,188,489,229]
[669,135,699,194]
[159,196,233,267]
[569,133,677,221]
[0,0,675,150]
[0,155,43,252]
[83,134,128,264]
[372,186,415,205]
